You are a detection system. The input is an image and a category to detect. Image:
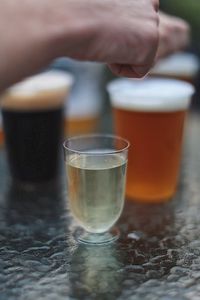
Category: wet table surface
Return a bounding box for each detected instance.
[1,108,200,300]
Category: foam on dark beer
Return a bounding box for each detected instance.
[1,71,74,185]
[1,71,74,111]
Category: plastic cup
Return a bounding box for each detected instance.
[107,78,194,203]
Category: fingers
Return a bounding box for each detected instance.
[157,12,190,59]
[173,17,190,48]
[108,63,151,78]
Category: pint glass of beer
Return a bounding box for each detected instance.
[1,71,73,187]
[107,78,194,203]
[150,52,199,84]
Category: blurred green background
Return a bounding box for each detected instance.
[161,0,200,54]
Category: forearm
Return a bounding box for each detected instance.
[0,0,101,92]
[0,0,159,93]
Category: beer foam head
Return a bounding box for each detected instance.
[1,71,74,111]
[107,78,195,112]
[151,52,199,78]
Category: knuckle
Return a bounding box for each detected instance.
[135,25,158,65]
[152,0,159,12]
[155,12,159,25]
[146,25,159,46]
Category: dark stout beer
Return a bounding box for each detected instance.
[1,71,73,185]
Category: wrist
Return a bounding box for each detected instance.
[44,6,99,59]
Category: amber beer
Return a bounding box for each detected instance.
[108,78,194,203]
[64,116,99,136]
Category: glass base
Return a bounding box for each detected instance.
[74,227,120,245]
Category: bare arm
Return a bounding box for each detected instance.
[0,0,159,92]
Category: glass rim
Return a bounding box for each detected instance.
[63,134,130,155]
[6,70,74,96]
[107,77,195,99]
[107,78,195,112]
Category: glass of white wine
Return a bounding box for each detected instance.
[63,134,129,245]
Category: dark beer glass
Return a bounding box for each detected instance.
[1,71,73,187]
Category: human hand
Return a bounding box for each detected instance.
[157,12,190,59]
[60,0,159,78]
[0,0,159,92]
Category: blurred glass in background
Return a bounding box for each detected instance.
[0,112,3,146]
[160,0,200,108]
[52,59,105,136]
[150,52,199,84]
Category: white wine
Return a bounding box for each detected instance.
[66,153,127,233]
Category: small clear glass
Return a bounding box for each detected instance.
[63,134,129,245]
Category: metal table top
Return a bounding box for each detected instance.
[0,108,200,300]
